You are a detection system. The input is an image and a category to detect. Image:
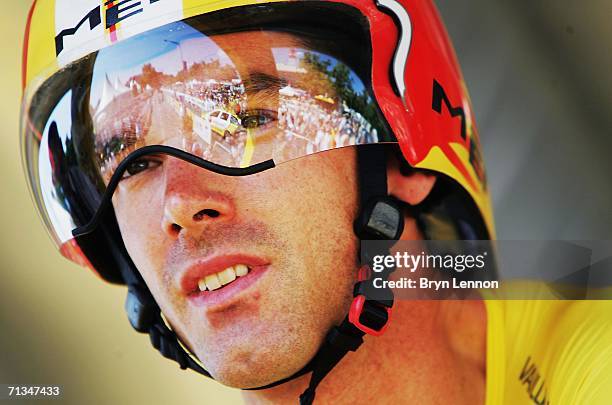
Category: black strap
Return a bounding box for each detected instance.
[357,145,388,208]
[147,317,212,377]
[298,273,396,404]
[115,238,214,378]
[299,320,365,404]
[298,146,393,404]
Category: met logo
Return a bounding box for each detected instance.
[55,0,164,56]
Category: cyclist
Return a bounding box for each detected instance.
[21,1,611,404]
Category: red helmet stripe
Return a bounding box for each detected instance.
[22,0,37,91]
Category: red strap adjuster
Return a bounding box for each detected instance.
[349,296,392,336]
[348,266,392,336]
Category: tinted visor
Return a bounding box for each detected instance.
[91,21,383,176]
[23,5,394,245]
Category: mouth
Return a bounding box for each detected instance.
[180,254,270,308]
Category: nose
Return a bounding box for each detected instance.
[161,161,236,238]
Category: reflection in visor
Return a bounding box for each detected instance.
[89,21,384,181]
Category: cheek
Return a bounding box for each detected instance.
[257,150,359,314]
[263,150,358,226]
[113,180,166,282]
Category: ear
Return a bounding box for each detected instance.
[387,154,437,206]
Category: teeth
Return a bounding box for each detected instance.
[235,264,248,277]
[205,273,222,291]
[218,267,237,285]
[197,264,250,292]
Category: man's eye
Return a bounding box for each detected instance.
[121,159,161,179]
[240,110,277,129]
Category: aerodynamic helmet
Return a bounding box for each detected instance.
[21,1,494,402]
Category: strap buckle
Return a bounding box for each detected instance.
[348,266,392,336]
[349,295,392,336]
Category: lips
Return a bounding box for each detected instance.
[180,254,270,307]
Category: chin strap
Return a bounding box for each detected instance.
[121,267,212,377]
[299,262,396,405]
[298,145,402,404]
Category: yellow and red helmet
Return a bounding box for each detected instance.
[21,0,494,278]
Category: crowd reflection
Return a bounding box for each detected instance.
[93,50,381,178]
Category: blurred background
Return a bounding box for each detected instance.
[1,0,610,404]
[439,0,612,239]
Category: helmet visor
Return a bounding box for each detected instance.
[23,9,392,244]
[90,21,384,176]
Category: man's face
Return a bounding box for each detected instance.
[110,30,361,388]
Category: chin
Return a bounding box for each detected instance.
[207,359,297,389]
[197,339,314,389]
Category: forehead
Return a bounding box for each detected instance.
[91,25,338,94]
[210,30,309,53]
[202,30,311,87]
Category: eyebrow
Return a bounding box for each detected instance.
[242,72,286,95]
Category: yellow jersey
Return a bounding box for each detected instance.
[485,295,612,404]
